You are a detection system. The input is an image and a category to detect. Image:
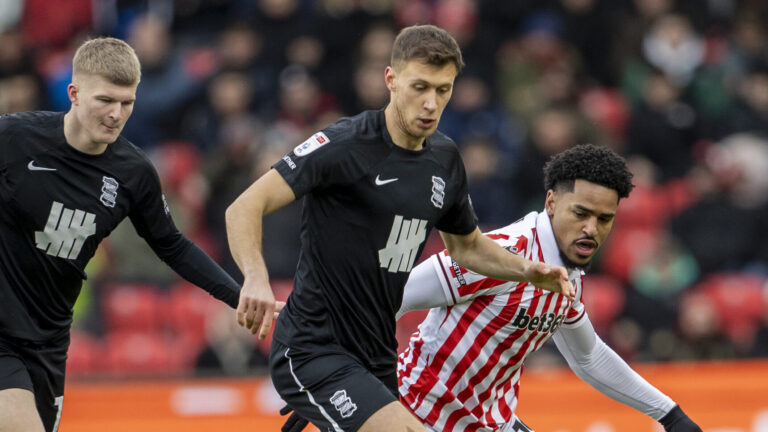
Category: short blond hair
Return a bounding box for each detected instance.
[72,37,141,86]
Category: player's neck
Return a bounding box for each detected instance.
[63,112,109,155]
[384,105,425,151]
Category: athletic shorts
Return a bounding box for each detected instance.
[0,333,68,432]
[270,341,398,432]
[500,415,535,432]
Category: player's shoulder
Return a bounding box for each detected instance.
[425,129,462,167]
[109,135,156,172]
[290,110,385,160]
[485,211,540,252]
[323,110,384,145]
[0,111,62,135]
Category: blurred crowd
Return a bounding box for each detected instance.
[2,0,768,377]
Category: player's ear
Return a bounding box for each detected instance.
[385,66,396,92]
[545,189,556,216]
[67,83,79,105]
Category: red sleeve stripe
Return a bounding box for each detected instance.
[565,307,586,324]
[458,276,509,297]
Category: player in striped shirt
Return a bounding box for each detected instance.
[397,144,701,432]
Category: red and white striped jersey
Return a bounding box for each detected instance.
[398,211,586,432]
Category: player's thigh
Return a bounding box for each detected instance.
[271,342,399,431]
[0,352,45,432]
[358,400,427,432]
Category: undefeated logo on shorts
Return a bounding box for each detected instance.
[512,307,565,334]
[330,390,357,418]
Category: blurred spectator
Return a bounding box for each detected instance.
[214,21,278,115]
[512,106,597,212]
[0,74,45,113]
[274,65,340,137]
[670,134,768,274]
[625,71,698,180]
[182,70,258,152]
[122,13,214,149]
[458,135,515,229]
[0,0,22,33]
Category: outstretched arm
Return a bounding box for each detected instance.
[553,317,701,431]
[226,169,295,339]
[439,228,574,300]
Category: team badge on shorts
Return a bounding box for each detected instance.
[330,390,357,418]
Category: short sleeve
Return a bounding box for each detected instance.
[434,151,477,235]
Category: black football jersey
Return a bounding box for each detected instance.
[0,111,238,342]
[272,109,477,373]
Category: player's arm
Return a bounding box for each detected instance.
[131,165,242,309]
[396,257,451,320]
[225,168,296,339]
[439,227,574,300]
[552,317,702,431]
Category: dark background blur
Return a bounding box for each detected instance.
[2,0,767,378]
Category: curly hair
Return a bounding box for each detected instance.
[543,144,634,199]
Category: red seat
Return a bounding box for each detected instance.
[104,330,186,375]
[67,329,104,376]
[166,282,219,355]
[693,273,767,342]
[102,283,167,333]
[581,274,626,335]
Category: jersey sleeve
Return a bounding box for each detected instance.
[434,151,477,235]
[128,161,179,242]
[429,236,526,304]
[272,124,355,199]
[562,273,586,327]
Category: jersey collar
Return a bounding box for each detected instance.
[535,210,585,278]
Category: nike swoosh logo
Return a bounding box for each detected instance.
[375,175,398,186]
[28,161,57,172]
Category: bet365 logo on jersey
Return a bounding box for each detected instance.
[512,307,565,334]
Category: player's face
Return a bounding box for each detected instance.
[68,74,137,146]
[546,179,619,268]
[385,59,456,147]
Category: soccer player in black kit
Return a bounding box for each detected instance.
[226,25,575,432]
[0,38,241,432]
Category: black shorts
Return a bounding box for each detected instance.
[0,333,68,432]
[270,341,398,432]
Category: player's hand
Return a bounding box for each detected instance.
[659,405,702,432]
[236,278,277,339]
[280,404,310,432]
[274,301,286,320]
[524,262,575,301]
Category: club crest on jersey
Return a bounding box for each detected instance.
[431,176,445,208]
[512,307,565,334]
[100,176,119,208]
[330,390,357,418]
[294,131,330,157]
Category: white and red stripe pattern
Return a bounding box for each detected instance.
[398,212,585,432]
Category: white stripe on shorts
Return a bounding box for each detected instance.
[284,348,344,432]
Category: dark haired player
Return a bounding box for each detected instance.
[397,144,702,432]
[226,24,574,432]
